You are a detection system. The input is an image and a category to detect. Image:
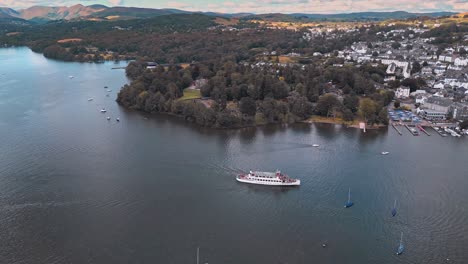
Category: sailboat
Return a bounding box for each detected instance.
[396,232,404,255]
[344,188,354,208]
[391,199,397,217]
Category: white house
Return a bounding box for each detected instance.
[454,57,468,66]
[416,95,428,104]
[433,82,445,89]
[396,86,411,99]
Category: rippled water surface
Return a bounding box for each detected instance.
[0,47,467,264]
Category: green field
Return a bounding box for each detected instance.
[179,89,201,100]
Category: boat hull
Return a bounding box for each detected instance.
[236,177,300,186]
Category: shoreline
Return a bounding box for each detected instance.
[302,116,387,130]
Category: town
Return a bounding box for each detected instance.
[241,20,468,136]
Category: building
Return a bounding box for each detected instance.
[395,86,410,99]
[420,110,447,120]
[421,67,433,75]
[451,102,468,121]
[454,57,468,66]
[423,96,453,113]
[416,94,428,104]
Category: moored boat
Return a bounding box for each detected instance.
[236,170,300,186]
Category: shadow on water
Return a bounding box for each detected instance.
[240,182,300,195]
[313,123,341,139]
[358,127,389,144]
[238,127,258,145]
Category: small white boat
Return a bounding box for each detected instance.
[87,97,94,101]
[312,144,320,147]
[100,108,107,113]
[69,75,74,79]
[381,152,390,155]
[107,89,112,92]
[116,118,120,122]
[107,117,111,120]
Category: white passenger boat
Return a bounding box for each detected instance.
[381,151,390,155]
[312,144,320,147]
[236,170,300,186]
[100,108,107,113]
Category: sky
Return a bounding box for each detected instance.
[2,0,468,14]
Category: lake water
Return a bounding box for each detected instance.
[0,47,467,264]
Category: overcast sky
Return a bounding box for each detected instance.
[2,0,468,14]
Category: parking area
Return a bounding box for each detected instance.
[388,110,421,123]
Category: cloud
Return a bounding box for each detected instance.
[107,0,124,6]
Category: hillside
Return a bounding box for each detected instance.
[89,7,189,20]
[0,4,456,23]
[246,11,456,22]
[17,4,106,20]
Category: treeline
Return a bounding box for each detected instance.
[117,60,393,128]
[0,14,397,64]
[422,22,468,45]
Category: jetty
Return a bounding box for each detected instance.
[391,123,403,135]
[432,127,449,137]
[404,124,419,136]
[111,67,126,69]
[416,124,431,136]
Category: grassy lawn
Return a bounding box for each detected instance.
[305,115,360,126]
[179,89,201,101]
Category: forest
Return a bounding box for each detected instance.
[117,60,393,128]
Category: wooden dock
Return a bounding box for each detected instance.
[392,123,403,135]
[432,127,448,137]
[404,124,419,136]
[417,124,431,136]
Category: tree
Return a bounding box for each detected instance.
[391,42,401,49]
[239,97,256,116]
[359,98,376,122]
[459,48,467,56]
[315,94,341,117]
[394,100,401,109]
[378,108,389,125]
[289,95,313,119]
[343,95,359,113]
[460,120,468,129]
[343,109,354,121]
[411,61,421,74]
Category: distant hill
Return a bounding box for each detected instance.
[89,6,190,20]
[0,4,456,23]
[17,4,107,20]
[247,11,456,22]
[0,7,19,18]
[0,7,29,24]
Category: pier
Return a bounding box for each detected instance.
[432,127,449,137]
[404,124,419,136]
[391,123,403,135]
[416,124,431,136]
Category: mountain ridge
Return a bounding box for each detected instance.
[0,5,457,23]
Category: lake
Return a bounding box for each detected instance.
[0,47,467,264]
